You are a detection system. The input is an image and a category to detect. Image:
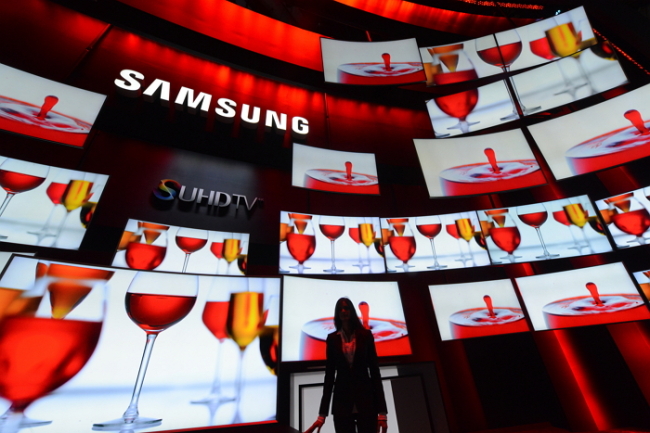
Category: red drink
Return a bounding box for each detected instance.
[48,281,92,320]
[543,294,650,329]
[175,236,208,254]
[552,210,571,226]
[433,70,480,120]
[202,301,229,341]
[477,42,522,67]
[518,211,548,228]
[300,317,410,360]
[286,233,316,264]
[440,159,545,196]
[210,242,224,259]
[530,37,556,60]
[611,209,650,236]
[304,169,379,194]
[259,325,279,375]
[0,316,101,410]
[125,243,166,270]
[446,223,460,239]
[337,62,424,85]
[416,223,442,238]
[319,224,345,241]
[0,170,46,193]
[489,226,521,254]
[449,307,528,339]
[125,292,196,333]
[433,69,478,86]
[349,227,361,244]
[388,236,416,263]
[45,182,67,204]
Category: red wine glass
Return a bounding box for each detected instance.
[388,219,416,272]
[26,169,75,244]
[488,211,522,263]
[125,222,169,271]
[0,158,49,240]
[517,203,560,259]
[286,214,316,274]
[209,231,225,275]
[609,195,650,246]
[175,227,208,273]
[415,215,447,270]
[319,215,345,274]
[94,271,198,429]
[347,217,366,271]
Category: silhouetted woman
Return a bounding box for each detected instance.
[305,297,387,433]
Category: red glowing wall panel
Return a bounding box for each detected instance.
[116,0,325,71]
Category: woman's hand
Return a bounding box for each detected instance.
[303,416,325,433]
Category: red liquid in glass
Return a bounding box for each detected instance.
[543,294,650,329]
[0,170,46,193]
[210,242,224,259]
[489,226,521,254]
[286,233,316,263]
[304,169,379,195]
[530,37,556,60]
[611,208,650,236]
[349,227,361,244]
[433,70,480,119]
[519,211,548,228]
[416,223,442,238]
[337,62,424,85]
[202,301,229,341]
[125,292,196,333]
[440,160,544,196]
[46,182,67,204]
[0,316,101,410]
[552,210,571,226]
[477,42,522,67]
[125,243,166,270]
[449,307,528,339]
[446,223,460,239]
[388,236,416,263]
[175,236,208,254]
[433,69,478,86]
[319,224,345,241]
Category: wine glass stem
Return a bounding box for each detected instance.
[235,349,245,403]
[535,227,552,255]
[182,254,191,273]
[208,341,224,396]
[0,193,15,217]
[429,239,440,267]
[329,240,336,270]
[365,247,372,273]
[0,408,23,433]
[578,228,594,253]
[123,333,158,423]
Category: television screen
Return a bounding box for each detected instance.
[281,276,411,361]
[379,212,490,273]
[478,195,613,265]
[279,212,386,275]
[321,38,425,85]
[111,219,250,275]
[429,279,530,340]
[414,129,545,198]
[594,187,650,249]
[0,156,108,249]
[0,256,279,431]
[426,80,518,138]
[0,63,106,147]
[511,46,627,116]
[632,269,650,301]
[528,83,650,179]
[515,262,650,331]
[292,143,379,195]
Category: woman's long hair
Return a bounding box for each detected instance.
[333,297,363,332]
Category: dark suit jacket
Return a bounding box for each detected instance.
[318,327,387,417]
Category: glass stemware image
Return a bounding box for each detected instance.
[0,158,49,240]
[551,201,584,252]
[94,272,198,429]
[455,214,477,267]
[415,215,446,270]
[210,232,226,275]
[358,217,377,273]
[347,217,366,271]
[445,218,469,265]
[175,227,208,273]
[52,172,95,247]
[286,214,315,274]
[125,222,169,271]
[517,203,560,259]
[26,170,74,244]
[319,215,345,274]
[259,294,280,376]
[608,194,650,246]
[223,233,244,275]
[432,50,480,134]
[488,211,522,263]
[279,213,293,274]
[563,201,595,253]
[388,218,416,272]
[0,261,109,433]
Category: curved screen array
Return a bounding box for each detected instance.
[0,255,279,431]
[292,143,380,195]
[414,129,546,198]
[594,186,650,249]
[420,7,596,85]
[281,276,411,361]
[0,63,106,147]
[320,38,425,86]
[529,83,650,179]
[112,219,249,276]
[0,156,108,249]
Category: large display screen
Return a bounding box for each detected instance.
[511,46,627,116]
[112,219,250,275]
[426,80,518,138]
[379,212,490,273]
[478,195,612,265]
[632,269,650,301]
[292,143,379,195]
[515,262,650,331]
[0,63,106,147]
[594,187,650,249]
[528,83,650,179]
[321,38,425,85]
[0,156,108,249]
[0,256,279,431]
[414,129,545,198]
[281,276,410,361]
[279,212,386,275]
[429,279,530,340]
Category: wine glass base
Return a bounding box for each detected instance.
[278,269,291,274]
[191,394,236,404]
[536,253,560,259]
[323,268,345,274]
[0,416,52,428]
[499,112,519,122]
[522,105,542,115]
[427,264,448,270]
[93,417,162,431]
[0,234,7,240]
